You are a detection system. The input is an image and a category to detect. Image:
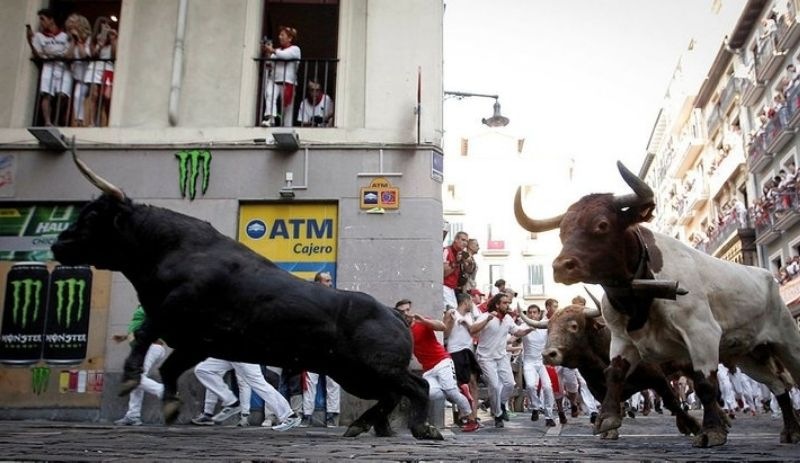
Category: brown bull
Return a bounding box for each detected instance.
[522,304,700,439]
[514,161,800,447]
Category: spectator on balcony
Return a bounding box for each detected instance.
[84,17,117,127]
[772,92,786,116]
[786,256,800,279]
[261,26,301,128]
[732,198,748,228]
[759,15,778,45]
[297,80,334,127]
[64,14,91,127]
[780,63,798,97]
[26,8,71,127]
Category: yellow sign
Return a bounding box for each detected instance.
[238,203,338,281]
[360,177,400,210]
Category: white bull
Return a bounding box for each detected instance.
[514,161,800,448]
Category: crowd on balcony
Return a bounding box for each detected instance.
[689,197,749,248]
[26,8,117,127]
[752,161,799,227]
[776,255,800,285]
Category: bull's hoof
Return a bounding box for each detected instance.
[343,422,371,438]
[117,378,140,397]
[600,429,620,440]
[676,415,702,436]
[692,428,727,448]
[594,414,622,435]
[779,427,800,444]
[162,398,182,424]
[410,423,444,440]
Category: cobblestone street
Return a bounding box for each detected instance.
[1,410,798,461]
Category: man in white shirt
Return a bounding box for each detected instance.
[469,292,533,427]
[26,8,72,126]
[444,292,481,425]
[298,80,334,127]
[518,304,556,427]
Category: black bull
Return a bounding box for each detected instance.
[50,155,442,440]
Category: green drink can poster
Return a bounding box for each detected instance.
[42,265,92,365]
[0,263,49,364]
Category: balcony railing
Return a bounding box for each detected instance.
[30,57,115,127]
[254,58,338,128]
[755,32,786,82]
[755,191,800,245]
[788,82,800,128]
[778,0,800,51]
[706,104,722,138]
[746,131,771,172]
[719,77,742,114]
[765,106,795,154]
[741,75,765,107]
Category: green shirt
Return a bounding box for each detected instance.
[127,306,146,334]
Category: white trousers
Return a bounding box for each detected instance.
[522,359,554,419]
[302,372,341,415]
[124,343,166,419]
[477,355,515,418]
[195,358,293,421]
[263,79,294,127]
[424,358,472,417]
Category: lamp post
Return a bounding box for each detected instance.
[444,91,510,127]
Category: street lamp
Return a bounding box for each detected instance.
[444,91,510,127]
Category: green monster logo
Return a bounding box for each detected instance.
[31,365,50,395]
[175,150,212,200]
[53,278,86,328]
[10,279,44,329]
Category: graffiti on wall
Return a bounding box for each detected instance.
[176,150,212,200]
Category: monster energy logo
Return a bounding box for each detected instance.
[10,279,44,329]
[176,150,212,200]
[53,278,86,328]
[31,365,50,395]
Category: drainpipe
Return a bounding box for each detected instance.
[168,0,188,126]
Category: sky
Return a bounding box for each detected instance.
[443,0,747,195]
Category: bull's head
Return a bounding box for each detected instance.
[515,161,654,286]
[541,304,603,368]
[51,146,133,271]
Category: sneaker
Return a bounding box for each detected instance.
[590,412,598,424]
[261,417,274,427]
[191,413,215,426]
[237,414,250,427]
[299,415,312,428]
[570,403,579,418]
[272,414,302,432]
[545,418,557,427]
[114,416,142,426]
[494,417,504,428]
[325,412,339,427]
[461,419,479,432]
[530,409,539,421]
[212,401,241,424]
[261,117,274,127]
[558,412,567,424]
[500,404,510,422]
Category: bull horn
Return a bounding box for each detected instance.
[514,187,564,233]
[70,137,125,201]
[613,161,654,210]
[582,305,601,319]
[518,310,549,329]
[583,285,603,311]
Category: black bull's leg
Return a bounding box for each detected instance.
[596,356,629,435]
[158,348,208,424]
[776,390,800,443]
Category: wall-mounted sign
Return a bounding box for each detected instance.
[431,151,444,183]
[0,204,83,262]
[238,203,338,282]
[360,177,400,210]
[0,154,16,197]
[0,263,93,365]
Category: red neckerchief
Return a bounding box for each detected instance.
[42,27,61,38]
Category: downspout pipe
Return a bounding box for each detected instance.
[168,0,188,126]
